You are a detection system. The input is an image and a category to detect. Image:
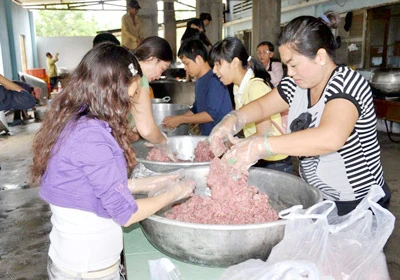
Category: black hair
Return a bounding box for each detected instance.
[256,41,275,52]
[93,33,120,47]
[278,16,337,60]
[200,13,212,22]
[178,39,208,61]
[134,36,173,62]
[209,37,272,87]
[128,0,140,9]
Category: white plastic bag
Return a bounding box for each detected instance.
[148,258,182,280]
[219,259,330,280]
[219,186,395,280]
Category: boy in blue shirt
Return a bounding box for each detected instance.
[162,39,232,136]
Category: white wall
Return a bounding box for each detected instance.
[36,36,94,73]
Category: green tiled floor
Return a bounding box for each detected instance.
[123,223,225,279]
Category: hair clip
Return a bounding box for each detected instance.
[128,63,138,76]
[247,56,252,62]
[320,14,330,25]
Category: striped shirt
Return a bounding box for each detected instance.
[278,65,384,201]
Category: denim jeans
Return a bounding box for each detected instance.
[47,257,123,280]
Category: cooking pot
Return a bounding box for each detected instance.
[139,166,322,267]
[152,103,191,136]
[370,68,400,95]
[151,96,171,104]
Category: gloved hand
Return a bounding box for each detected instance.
[144,132,177,162]
[209,111,247,157]
[148,178,195,203]
[221,133,275,175]
[129,172,183,194]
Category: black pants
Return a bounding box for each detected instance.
[334,182,391,216]
[49,77,58,91]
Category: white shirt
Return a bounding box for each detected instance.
[48,204,122,272]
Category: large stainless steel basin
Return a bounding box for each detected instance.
[132,136,211,172]
[139,166,322,267]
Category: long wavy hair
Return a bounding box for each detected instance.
[31,43,142,186]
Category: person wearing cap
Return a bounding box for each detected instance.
[121,0,144,51]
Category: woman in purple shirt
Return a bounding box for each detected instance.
[31,43,194,279]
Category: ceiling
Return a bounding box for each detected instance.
[12,0,128,11]
[12,0,195,11]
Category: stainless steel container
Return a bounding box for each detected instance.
[132,136,210,172]
[151,103,191,136]
[370,68,400,94]
[151,96,171,104]
[139,166,322,267]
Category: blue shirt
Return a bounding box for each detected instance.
[0,85,36,111]
[39,117,138,226]
[191,70,232,135]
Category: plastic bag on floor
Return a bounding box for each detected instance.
[148,258,182,280]
[220,259,330,280]
[219,185,395,280]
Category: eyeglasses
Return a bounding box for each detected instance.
[256,50,272,55]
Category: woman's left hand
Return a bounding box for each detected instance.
[129,172,182,194]
[222,134,274,174]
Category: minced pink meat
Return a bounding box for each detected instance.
[211,137,227,157]
[146,141,214,162]
[165,158,278,225]
[193,140,214,162]
[146,147,176,162]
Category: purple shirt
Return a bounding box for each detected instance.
[39,117,138,225]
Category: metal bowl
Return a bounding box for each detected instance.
[139,166,322,267]
[132,136,211,172]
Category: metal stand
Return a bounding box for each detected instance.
[384,120,400,143]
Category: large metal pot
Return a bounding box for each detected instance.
[370,68,400,94]
[151,96,171,104]
[139,166,322,267]
[152,103,191,136]
[132,136,210,172]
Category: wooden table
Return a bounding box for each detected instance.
[373,98,400,142]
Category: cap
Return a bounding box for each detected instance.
[128,0,141,9]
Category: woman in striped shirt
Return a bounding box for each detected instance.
[209,15,391,215]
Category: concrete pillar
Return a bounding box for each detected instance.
[129,0,158,38]
[196,0,224,45]
[164,2,177,60]
[252,0,281,56]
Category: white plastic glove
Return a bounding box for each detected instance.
[221,133,275,175]
[209,111,247,157]
[144,132,177,162]
[148,178,195,203]
[129,172,183,194]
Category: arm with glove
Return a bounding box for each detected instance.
[124,173,194,226]
[208,110,248,157]
[221,133,275,175]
